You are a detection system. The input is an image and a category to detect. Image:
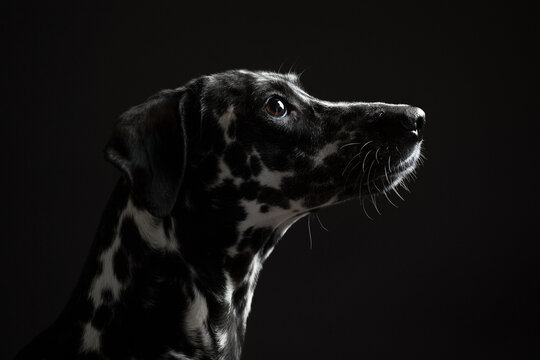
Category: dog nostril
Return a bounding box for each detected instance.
[416,115,425,131]
[401,107,425,137]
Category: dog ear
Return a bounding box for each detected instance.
[104,89,188,217]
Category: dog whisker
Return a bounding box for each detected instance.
[371,194,381,215]
[342,151,364,176]
[358,140,374,155]
[401,181,411,193]
[339,142,362,149]
[384,164,390,186]
[297,68,308,80]
[307,214,313,250]
[383,190,398,208]
[277,61,286,74]
[315,213,328,232]
[373,179,382,193]
[393,185,405,201]
[361,198,374,220]
[362,150,372,171]
[381,157,398,208]
[366,160,376,194]
[365,159,382,216]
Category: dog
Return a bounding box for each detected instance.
[15,70,425,360]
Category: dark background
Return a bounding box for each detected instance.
[2,1,539,359]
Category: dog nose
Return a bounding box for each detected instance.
[367,105,426,140]
[401,107,426,138]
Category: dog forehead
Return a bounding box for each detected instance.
[204,70,301,93]
[198,70,309,121]
[237,69,299,83]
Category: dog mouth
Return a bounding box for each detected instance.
[366,162,417,191]
[341,141,423,197]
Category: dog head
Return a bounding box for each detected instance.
[105,70,425,224]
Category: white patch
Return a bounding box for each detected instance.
[185,286,212,349]
[212,274,233,350]
[237,199,289,233]
[222,273,234,305]
[250,150,293,188]
[216,330,228,350]
[255,166,293,189]
[215,158,243,187]
[236,195,328,239]
[168,351,191,360]
[217,105,236,143]
[83,198,179,352]
[90,238,123,306]
[313,141,339,167]
[81,322,101,353]
[89,200,178,308]
[242,256,262,327]
[128,202,178,251]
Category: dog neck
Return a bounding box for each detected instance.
[63,179,302,360]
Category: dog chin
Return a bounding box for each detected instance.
[382,143,422,191]
[397,141,422,169]
[358,142,422,196]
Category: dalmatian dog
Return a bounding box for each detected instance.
[15,70,425,360]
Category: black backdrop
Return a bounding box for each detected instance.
[2,1,539,359]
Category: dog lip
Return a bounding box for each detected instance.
[362,162,417,187]
[404,129,422,141]
[369,171,401,184]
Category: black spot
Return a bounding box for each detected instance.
[239,180,260,200]
[210,179,247,224]
[281,176,309,200]
[237,227,254,252]
[258,150,293,171]
[257,186,290,209]
[225,253,253,283]
[249,155,262,176]
[243,227,254,238]
[92,305,112,330]
[200,113,227,154]
[101,288,114,304]
[224,142,251,179]
[304,185,336,208]
[227,120,237,139]
[237,227,272,254]
[120,216,146,260]
[259,205,269,213]
[198,154,219,184]
[232,282,249,311]
[113,247,130,282]
[163,216,172,238]
[250,227,272,253]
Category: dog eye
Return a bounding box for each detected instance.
[265,96,288,118]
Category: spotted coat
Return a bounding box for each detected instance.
[16,70,425,360]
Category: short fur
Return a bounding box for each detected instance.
[16,70,425,360]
